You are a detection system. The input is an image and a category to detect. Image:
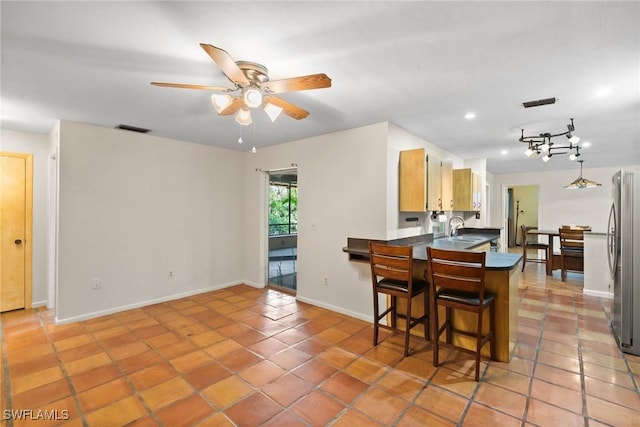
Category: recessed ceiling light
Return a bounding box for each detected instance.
[501,150,508,155]
[595,87,611,97]
[582,141,591,147]
[464,112,476,120]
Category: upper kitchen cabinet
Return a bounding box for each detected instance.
[399,148,427,212]
[399,148,453,212]
[453,168,481,211]
[441,160,453,211]
[428,156,453,211]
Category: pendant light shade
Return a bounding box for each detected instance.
[264,102,283,122]
[235,108,252,126]
[211,94,232,113]
[564,160,602,189]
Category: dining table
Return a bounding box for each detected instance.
[527,228,589,276]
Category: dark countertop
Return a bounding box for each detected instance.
[344,232,521,271]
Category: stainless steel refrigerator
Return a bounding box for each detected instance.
[608,170,640,355]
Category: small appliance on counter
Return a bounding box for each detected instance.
[608,170,640,355]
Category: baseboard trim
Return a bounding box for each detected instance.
[243,280,266,289]
[295,295,372,323]
[583,289,613,299]
[54,280,245,325]
[31,300,47,308]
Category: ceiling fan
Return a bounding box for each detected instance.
[151,43,332,125]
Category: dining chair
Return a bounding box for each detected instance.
[520,225,549,272]
[369,242,430,357]
[559,228,585,281]
[561,225,592,231]
[426,247,495,381]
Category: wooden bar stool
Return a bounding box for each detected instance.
[426,247,495,381]
[369,242,430,357]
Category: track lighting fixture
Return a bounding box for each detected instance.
[520,118,584,162]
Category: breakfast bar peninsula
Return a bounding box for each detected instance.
[344,232,522,362]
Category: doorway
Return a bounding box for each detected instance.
[1,152,33,312]
[267,169,297,293]
[506,185,540,247]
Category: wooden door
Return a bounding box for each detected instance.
[1,152,32,312]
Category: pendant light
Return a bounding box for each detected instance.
[563,160,602,190]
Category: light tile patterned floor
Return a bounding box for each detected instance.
[1,264,639,426]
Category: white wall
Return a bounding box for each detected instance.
[56,121,244,322]
[1,129,51,306]
[242,122,389,320]
[490,164,640,233]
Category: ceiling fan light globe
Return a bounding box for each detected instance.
[211,94,232,113]
[244,88,263,108]
[264,103,283,122]
[235,109,252,126]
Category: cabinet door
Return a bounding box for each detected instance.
[453,168,473,211]
[427,154,442,211]
[441,160,453,211]
[472,173,481,211]
[399,148,427,212]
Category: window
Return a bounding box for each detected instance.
[269,182,297,236]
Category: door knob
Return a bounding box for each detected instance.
[14,239,22,245]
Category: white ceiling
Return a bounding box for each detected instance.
[2,1,638,175]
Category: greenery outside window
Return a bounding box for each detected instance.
[269,182,297,236]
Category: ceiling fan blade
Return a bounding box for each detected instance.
[265,96,309,120]
[264,73,331,94]
[218,97,244,116]
[151,82,234,91]
[200,43,249,85]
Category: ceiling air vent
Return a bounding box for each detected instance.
[522,97,556,108]
[115,124,150,133]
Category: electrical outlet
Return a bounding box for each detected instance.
[168,271,174,278]
[323,276,328,286]
[91,278,101,289]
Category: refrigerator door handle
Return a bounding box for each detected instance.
[607,202,617,278]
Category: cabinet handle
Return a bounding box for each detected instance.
[450,200,454,208]
[15,239,22,245]
[438,198,442,209]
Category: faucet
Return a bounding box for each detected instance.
[448,215,465,237]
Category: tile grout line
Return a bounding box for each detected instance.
[596,295,640,396]
[575,293,590,426]
[88,308,164,426]
[38,310,88,427]
[520,286,548,426]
